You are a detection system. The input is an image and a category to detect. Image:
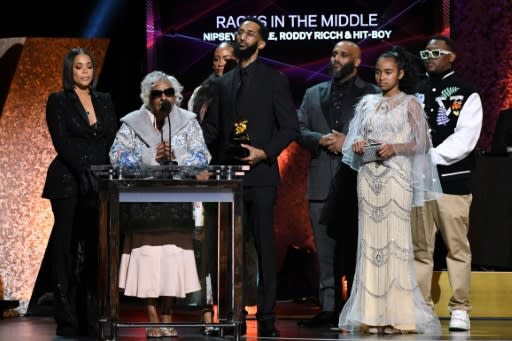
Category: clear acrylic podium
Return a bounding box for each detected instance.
[92,165,248,341]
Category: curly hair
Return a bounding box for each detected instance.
[140,70,184,107]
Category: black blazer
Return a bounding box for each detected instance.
[42,90,118,199]
[202,60,299,187]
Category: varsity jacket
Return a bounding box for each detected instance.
[416,69,483,194]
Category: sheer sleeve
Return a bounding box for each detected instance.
[342,94,442,206]
[400,97,443,206]
[341,95,373,171]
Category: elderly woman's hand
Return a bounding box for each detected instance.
[156,142,175,164]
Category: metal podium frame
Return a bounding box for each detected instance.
[95,167,245,341]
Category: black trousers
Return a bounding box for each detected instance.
[50,194,99,335]
[242,186,277,321]
[320,162,358,314]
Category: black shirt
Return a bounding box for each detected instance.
[331,76,356,133]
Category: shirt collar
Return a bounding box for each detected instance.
[144,107,157,130]
[332,76,356,90]
[240,59,260,75]
[427,68,455,82]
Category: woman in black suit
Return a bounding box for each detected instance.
[42,47,118,338]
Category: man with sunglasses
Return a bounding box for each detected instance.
[202,17,299,337]
[412,35,483,332]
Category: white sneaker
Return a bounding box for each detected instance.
[449,310,470,331]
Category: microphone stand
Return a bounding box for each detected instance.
[160,101,177,165]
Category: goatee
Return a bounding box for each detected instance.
[235,41,259,61]
[328,61,355,80]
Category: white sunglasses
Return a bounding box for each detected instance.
[419,49,453,60]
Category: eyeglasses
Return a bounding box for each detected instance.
[419,49,452,60]
[150,87,175,99]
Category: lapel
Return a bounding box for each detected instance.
[121,107,160,147]
[350,76,372,100]
[228,67,240,120]
[319,80,332,127]
[162,106,194,141]
[65,91,90,126]
[90,92,103,127]
[121,105,196,147]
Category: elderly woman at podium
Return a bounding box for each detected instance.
[109,71,211,337]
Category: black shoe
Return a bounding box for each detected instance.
[240,321,247,335]
[259,324,280,337]
[297,311,337,328]
[259,326,280,337]
[54,284,79,328]
[56,325,78,338]
[258,318,280,337]
[222,321,246,336]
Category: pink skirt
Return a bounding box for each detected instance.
[118,231,201,298]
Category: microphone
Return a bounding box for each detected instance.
[159,100,177,165]
[160,100,172,144]
[161,100,172,113]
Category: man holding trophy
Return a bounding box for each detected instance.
[201,17,299,337]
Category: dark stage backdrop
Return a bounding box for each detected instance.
[451,1,512,152]
[145,0,450,270]
[1,0,511,311]
[146,0,448,105]
[145,0,512,271]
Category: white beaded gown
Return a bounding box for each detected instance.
[339,92,442,333]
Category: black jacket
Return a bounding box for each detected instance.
[202,60,299,187]
[416,70,482,194]
[42,90,117,199]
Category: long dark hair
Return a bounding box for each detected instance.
[62,47,97,91]
[378,46,419,94]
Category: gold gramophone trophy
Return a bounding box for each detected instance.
[229,119,250,158]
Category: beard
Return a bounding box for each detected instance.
[235,41,259,61]
[328,61,355,80]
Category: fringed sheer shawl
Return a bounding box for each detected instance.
[342,93,442,207]
[338,92,442,334]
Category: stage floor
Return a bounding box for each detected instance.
[2,300,511,341]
